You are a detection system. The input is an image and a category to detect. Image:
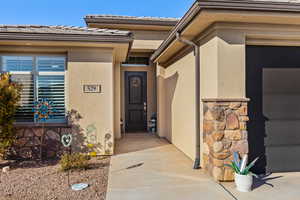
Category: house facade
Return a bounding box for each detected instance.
[152,0,300,181]
[0,18,178,159]
[3,0,300,181]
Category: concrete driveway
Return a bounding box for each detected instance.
[106,133,300,200]
[222,172,300,200]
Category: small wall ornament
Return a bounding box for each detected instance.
[61,134,73,148]
[104,132,113,155]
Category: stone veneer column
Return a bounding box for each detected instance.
[202,98,249,182]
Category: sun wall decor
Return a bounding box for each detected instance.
[33,98,56,122]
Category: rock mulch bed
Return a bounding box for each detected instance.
[0,157,110,200]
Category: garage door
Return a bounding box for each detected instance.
[263,68,300,172]
[247,46,300,173]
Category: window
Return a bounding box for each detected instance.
[122,56,149,66]
[1,55,66,123]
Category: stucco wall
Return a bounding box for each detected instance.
[114,62,122,139]
[200,32,246,99]
[157,29,247,165]
[131,30,171,51]
[68,48,114,155]
[158,52,196,160]
[157,65,166,138]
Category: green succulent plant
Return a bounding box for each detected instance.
[225,152,259,177]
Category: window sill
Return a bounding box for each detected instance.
[14,122,71,128]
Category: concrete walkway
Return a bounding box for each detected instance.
[222,172,300,200]
[106,133,231,200]
[106,133,300,200]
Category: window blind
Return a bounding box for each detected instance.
[1,55,66,123]
[37,56,65,72]
[2,56,33,71]
[10,74,35,122]
[37,75,65,122]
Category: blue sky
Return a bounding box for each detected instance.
[1,0,195,26]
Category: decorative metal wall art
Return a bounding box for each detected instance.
[33,98,56,122]
[32,99,56,160]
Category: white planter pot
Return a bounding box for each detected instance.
[234,173,253,192]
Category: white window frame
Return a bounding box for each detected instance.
[0,54,67,124]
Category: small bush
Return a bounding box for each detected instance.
[0,73,21,159]
[60,153,90,171]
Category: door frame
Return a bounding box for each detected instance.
[124,71,148,132]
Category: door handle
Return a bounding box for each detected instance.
[144,102,147,112]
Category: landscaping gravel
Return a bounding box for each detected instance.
[0,157,110,200]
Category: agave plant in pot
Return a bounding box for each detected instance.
[226,152,259,192]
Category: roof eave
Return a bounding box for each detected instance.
[150,0,300,63]
[0,32,134,43]
[150,1,201,62]
[84,17,179,27]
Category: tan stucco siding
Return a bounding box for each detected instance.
[157,29,247,164]
[200,37,219,99]
[159,52,196,160]
[200,32,246,99]
[217,30,246,98]
[131,30,170,51]
[114,62,122,139]
[157,65,166,138]
[68,48,114,155]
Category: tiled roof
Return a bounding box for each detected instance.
[84,15,179,26]
[85,15,180,22]
[0,25,131,36]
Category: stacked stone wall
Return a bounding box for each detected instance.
[202,98,249,181]
[11,126,72,160]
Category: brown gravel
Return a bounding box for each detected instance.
[0,157,110,200]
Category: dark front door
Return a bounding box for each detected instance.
[125,71,147,132]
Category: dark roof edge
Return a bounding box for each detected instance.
[150,0,300,62]
[84,16,179,27]
[0,32,134,43]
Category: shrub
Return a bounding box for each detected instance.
[60,153,90,171]
[0,73,21,159]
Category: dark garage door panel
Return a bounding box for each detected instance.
[265,120,300,172]
[265,120,300,146]
[266,145,300,172]
[263,68,300,172]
